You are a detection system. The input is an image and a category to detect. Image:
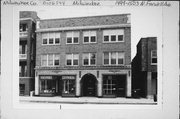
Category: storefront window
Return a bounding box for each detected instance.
[40,76,56,94]
[62,76,76,96]
[103,75,116,95]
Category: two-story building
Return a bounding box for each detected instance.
[19,11,38,95]
[132,37,157,99]
[35,14,131,98]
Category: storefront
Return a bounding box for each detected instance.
[102,75,126,98]
[39,75,76,97]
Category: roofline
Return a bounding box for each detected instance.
[36,23,131,33]
[37,13,131,21]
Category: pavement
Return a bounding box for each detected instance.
[20,96,157,104]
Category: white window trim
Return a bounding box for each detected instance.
[66,54,79,66]
[66,31,79,44]
[83,31,97,44]
[151,50,157,65]
[82,53,96,66]
[41,54,60,67]
[103,29,124,43]
[42,32,61,45]
[103,52,125,66]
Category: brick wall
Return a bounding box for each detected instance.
[36,27,131,67]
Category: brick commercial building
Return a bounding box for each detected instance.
[19,11,38,95]
[132,37,157,99]
[35,14,131,97]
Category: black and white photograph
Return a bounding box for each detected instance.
[1,0,179,119]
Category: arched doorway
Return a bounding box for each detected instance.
[81,74,97,97]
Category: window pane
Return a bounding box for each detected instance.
[104,52,109,65]
[111,35,116,41]
[84,37,89,43]
[118,35,123,41]
[55,38,60,44]
[48,54,53,66]
[73,32,79,37]
[41,55,47,66]
[152,58,157,63]
[83,54,89,65]
[67,37,72,43]
[118,53,124,64]
[66,54,72,65]
[73,37,79,43]
[90,36,96,42]
[19,45,22,54]
[49,38,54,44]
[73,54,79,65]
[104,36,109,42]
[43,39,47,44]
[111,52,116,64]
[90,53,96,65]
[54,55,60,66]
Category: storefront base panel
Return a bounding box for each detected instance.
[39,93,55,97]
[103,95,116,98]
[62,94,76,97]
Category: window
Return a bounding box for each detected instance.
[66,54,79,66]
[103,76,116,95]
[19,66,22,77]
[103,52,124,65]
[83,53,96,66]
[40,79,56,94]
[151,50,157,65]
[66,31,79,44]
[41,55,47,66]
[20,24,28,32]
[41,54,60,66]
[62,80,75,95]
[83,31,96,43]
[42,32,60,45]
[103,29,124,43]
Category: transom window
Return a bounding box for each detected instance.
[82,53,96,66]
[66,31,79,44]
[151,50,157,65]
[41,54,60,66]
[42,32,60,45]
[103,52,124,65]
[103,29,124,42]
[66,54,79,66]
[83,31,96,43]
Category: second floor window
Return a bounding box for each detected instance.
[41,54,60,66]
[42,32,60,45]
[82,53,96,66]
[66,31,79,44]
[66,54,79,66]
[151,50,157,65]
[83,31,96,43]
[20,24,28,32]
[103,52,125,65]
[103,29,124,43]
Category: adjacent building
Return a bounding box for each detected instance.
[19,11,38,95]
[35,14,131,97]
[132,37,157,99]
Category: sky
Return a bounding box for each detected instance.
[29,6,162,59]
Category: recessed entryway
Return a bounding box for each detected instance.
[81,73,97,97]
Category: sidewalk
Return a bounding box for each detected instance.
[20,96,157,104]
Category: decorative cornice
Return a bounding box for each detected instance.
[36,24,131,33]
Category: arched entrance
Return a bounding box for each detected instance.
[81,74,97,97]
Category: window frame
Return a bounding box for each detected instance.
[66,31,79,44]
[66,54,79,66]
[83,30,97,44]
[103,52,125,65]
[151,50,157,65]
[103,29,124,43]
[42,32,61,45]
[41,54,60,67]
[82,53,96,66]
